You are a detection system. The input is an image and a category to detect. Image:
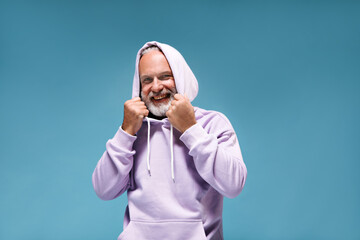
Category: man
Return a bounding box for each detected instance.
[92,41,247,240]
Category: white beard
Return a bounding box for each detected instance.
[141,88,176,117]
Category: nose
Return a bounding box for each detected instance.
[151,77,163,93]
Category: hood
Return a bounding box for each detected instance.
[132,41,198,102]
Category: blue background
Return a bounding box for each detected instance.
[1,0,359,239]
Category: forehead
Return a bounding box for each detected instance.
[139,50,172,75]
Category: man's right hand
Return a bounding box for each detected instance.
[121,97,149,136]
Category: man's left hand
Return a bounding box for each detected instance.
[166,94,197,133]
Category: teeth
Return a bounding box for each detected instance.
[154,95,167,100]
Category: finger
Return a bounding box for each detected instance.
[131,97,141,102]
[133,101,146,107]
[135,101,145,106]
[138,105,148,110]
[174,94,183,100]
[166,110,171,118]
[143,109,149,117]
[139,109,149,118]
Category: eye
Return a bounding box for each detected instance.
[160,74,173,80]
[142,77,152,83]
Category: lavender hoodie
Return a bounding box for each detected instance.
[92,41,247,240]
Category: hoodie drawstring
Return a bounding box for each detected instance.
[146,118,151,176]
[170,125,175,182]
[146,117,175,182]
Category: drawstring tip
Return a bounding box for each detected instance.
[172,178,175,183]
[148,170,151,176]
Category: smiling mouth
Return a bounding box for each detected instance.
[152,94,170,101]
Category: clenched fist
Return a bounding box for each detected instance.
[166,94,197,133]
[122,97,149,136]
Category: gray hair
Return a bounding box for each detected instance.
[140,46,161,58]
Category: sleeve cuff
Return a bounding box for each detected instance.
[179,123,208,150]
[111,126,137,149]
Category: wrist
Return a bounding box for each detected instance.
[180,120,197,133]
[121,124,136,136]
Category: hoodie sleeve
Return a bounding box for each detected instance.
[179,113,247,199]
[92,127,137,200]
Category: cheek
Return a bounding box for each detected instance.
[165,80,176,90]
[141,85,151,97]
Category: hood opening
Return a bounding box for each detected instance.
[132,41,199,103]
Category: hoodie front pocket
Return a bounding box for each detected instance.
[117,219,207,240]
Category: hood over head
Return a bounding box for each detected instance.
[132,41,198,102]
[131,41,199,182]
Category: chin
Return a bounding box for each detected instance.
[147,101,171,117]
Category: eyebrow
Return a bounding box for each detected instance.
[158,71,173,76]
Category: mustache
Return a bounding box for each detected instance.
[148,88,176,98]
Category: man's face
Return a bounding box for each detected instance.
[139,50,177,117]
